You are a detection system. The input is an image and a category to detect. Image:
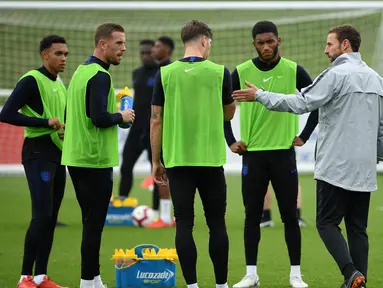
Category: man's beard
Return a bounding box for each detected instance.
[257,44,279,62]
[330,51,342,62]
[329,44,343,62]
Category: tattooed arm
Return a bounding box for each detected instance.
[150,105,163,165]
[150,70,167,185]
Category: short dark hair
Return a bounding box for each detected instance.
[94,23,125,47]
[39,35,66,53]
[157,36,175,51]
[140,39,155,46]
[328,24,361,52]
[181,20,213,44]
[252,21,278,39]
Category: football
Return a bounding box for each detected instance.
[132,205,156,227]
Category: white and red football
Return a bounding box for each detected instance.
[132,205,156,227]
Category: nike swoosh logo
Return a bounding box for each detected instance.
[53,89,57,92]
[185,68,194,72]
[263,77,273,82]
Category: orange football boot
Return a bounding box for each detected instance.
[38,276,67,288]
[146,218,173,228]
[16,276,37,288]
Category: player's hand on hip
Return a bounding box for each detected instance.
[152,162,168,187]
[230,141,248,155]
[58,132,64,140]
[232,81,259,102]
[291,136,305,147]
[48,118,64,130]
[120,109,135,123]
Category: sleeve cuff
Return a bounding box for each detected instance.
[115,113,123,124]
[254,89,264,101]
[43,119,51,128]
[298,134,308,143]
[227,139,236,147]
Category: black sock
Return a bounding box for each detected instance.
[262,209,271,221]
[297,208,301,219]
[342,263,356,279]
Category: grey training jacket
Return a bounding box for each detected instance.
[255,52,383,192]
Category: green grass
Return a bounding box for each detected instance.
[1,174,383,287]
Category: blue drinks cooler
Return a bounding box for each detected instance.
[113,244,178,288]
[105,196,138,226]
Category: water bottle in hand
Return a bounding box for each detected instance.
[117,86,134,129]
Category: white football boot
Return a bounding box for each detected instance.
[233,275,260,288]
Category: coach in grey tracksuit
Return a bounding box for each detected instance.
[232,25,383,287]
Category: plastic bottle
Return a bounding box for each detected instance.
[117,86,134,129]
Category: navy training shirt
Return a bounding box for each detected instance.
[0,66,63,163]
[84,56,123,128]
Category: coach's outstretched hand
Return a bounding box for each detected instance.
[232,81,260,102]
[153,162,168,187]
